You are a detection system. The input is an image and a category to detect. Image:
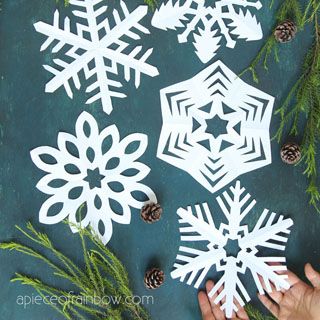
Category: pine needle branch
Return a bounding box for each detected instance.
[243,0,320,212]
[0,222,150,320]
[240,0,303,83]
[245,304,276,320]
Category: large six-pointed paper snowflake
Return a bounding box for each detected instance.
[171,181,293,318]
[34,0,159,115]
[152,0,263,63]
[157,61,274,193]
[30,111,157,244]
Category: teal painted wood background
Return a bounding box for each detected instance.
[0,1,319,319]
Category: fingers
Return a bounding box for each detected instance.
[257,274,283,304]
[266,262,301,287]
[284,269,301,287]
[305,263,320,288]
[258,294,280,318]
[206,280,226,320]
[198,291,215,320]
[266,280,284,304]
[234,299,249,320]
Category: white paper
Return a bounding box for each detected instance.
[171,181,293,318]
[152,0,263,63]
[34,0,159,115]
[157,60,274,194]
[30,111,157,245]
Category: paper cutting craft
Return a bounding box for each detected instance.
[34,0,159,115]
[157,60,275,194]
[30,111,157,244]
[171,181,293,318]
[152,0,263,63]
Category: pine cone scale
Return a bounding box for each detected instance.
[281,142,301,164]
[144,268,165,289]
[141,202,163,223]
[274,20,297,43]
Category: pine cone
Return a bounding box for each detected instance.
[141,202,162,223]
[274,20,297,43]
[281,142,301,164]
[144,268,165,289]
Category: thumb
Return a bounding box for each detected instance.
[305,263,320,288]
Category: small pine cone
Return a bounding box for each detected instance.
[141,202,162,223]
[281,142,301,164]
[144,268,165,289]
[274,20,297,43]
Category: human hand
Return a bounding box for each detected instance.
[258,263,320,320]
[198,280,249,320]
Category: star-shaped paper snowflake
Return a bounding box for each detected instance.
[171,181,293,318]
[152,0,263,63]
[30,111,157,244]
[157,61,274,193]
[34,0,159,115]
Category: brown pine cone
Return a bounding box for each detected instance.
[274,20,297,43]
[144,268,165,289]
[141,202,162,223]
[280,142,301,164]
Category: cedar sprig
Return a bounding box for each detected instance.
[274,3,320,211]
[245,304,276,320]
[242,0,320,212]
[0,220,149,320]
[240,0,303,83]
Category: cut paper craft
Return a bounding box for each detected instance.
[171,181,293,318]
[30,111,157,244]
[157,61,274,194]
[151,0,263,63]
[34,0,159,115]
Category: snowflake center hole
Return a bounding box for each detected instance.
[223,238,241,259]
[205,115,228,139]
[84,168,105,189]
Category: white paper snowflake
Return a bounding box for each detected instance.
[171,181,293,318]
[157,61,274,194]
[34,0,159,115]
[30,111,157,244]
[151,0,263,63]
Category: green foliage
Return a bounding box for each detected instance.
[0,222,150,320]
[243,0,320,212]
[56,0,69,6]
[144,0,157,10]
[245,304,276,320]
[240,0,303,83]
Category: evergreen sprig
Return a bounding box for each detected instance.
[245,304,276,320]
[0,221,150,320]
[240,0,303,82]
[242,0,320,212]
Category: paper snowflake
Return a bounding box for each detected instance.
[30,111,157,244]
[171,181,293,318]
[157,61,274,194]
[151,0,263,63]
[34,0,159,115]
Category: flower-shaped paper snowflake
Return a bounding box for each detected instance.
[157,61,274,193]
[30,111,157,244]
[34,0,159,115]
[152,0,263,63]
[171,181,293,318]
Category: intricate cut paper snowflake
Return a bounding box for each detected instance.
[171,181,293,318]
[151,0,263,63]
[30,111,157,244]
[157,61,274,193]
[34,0,159,115]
